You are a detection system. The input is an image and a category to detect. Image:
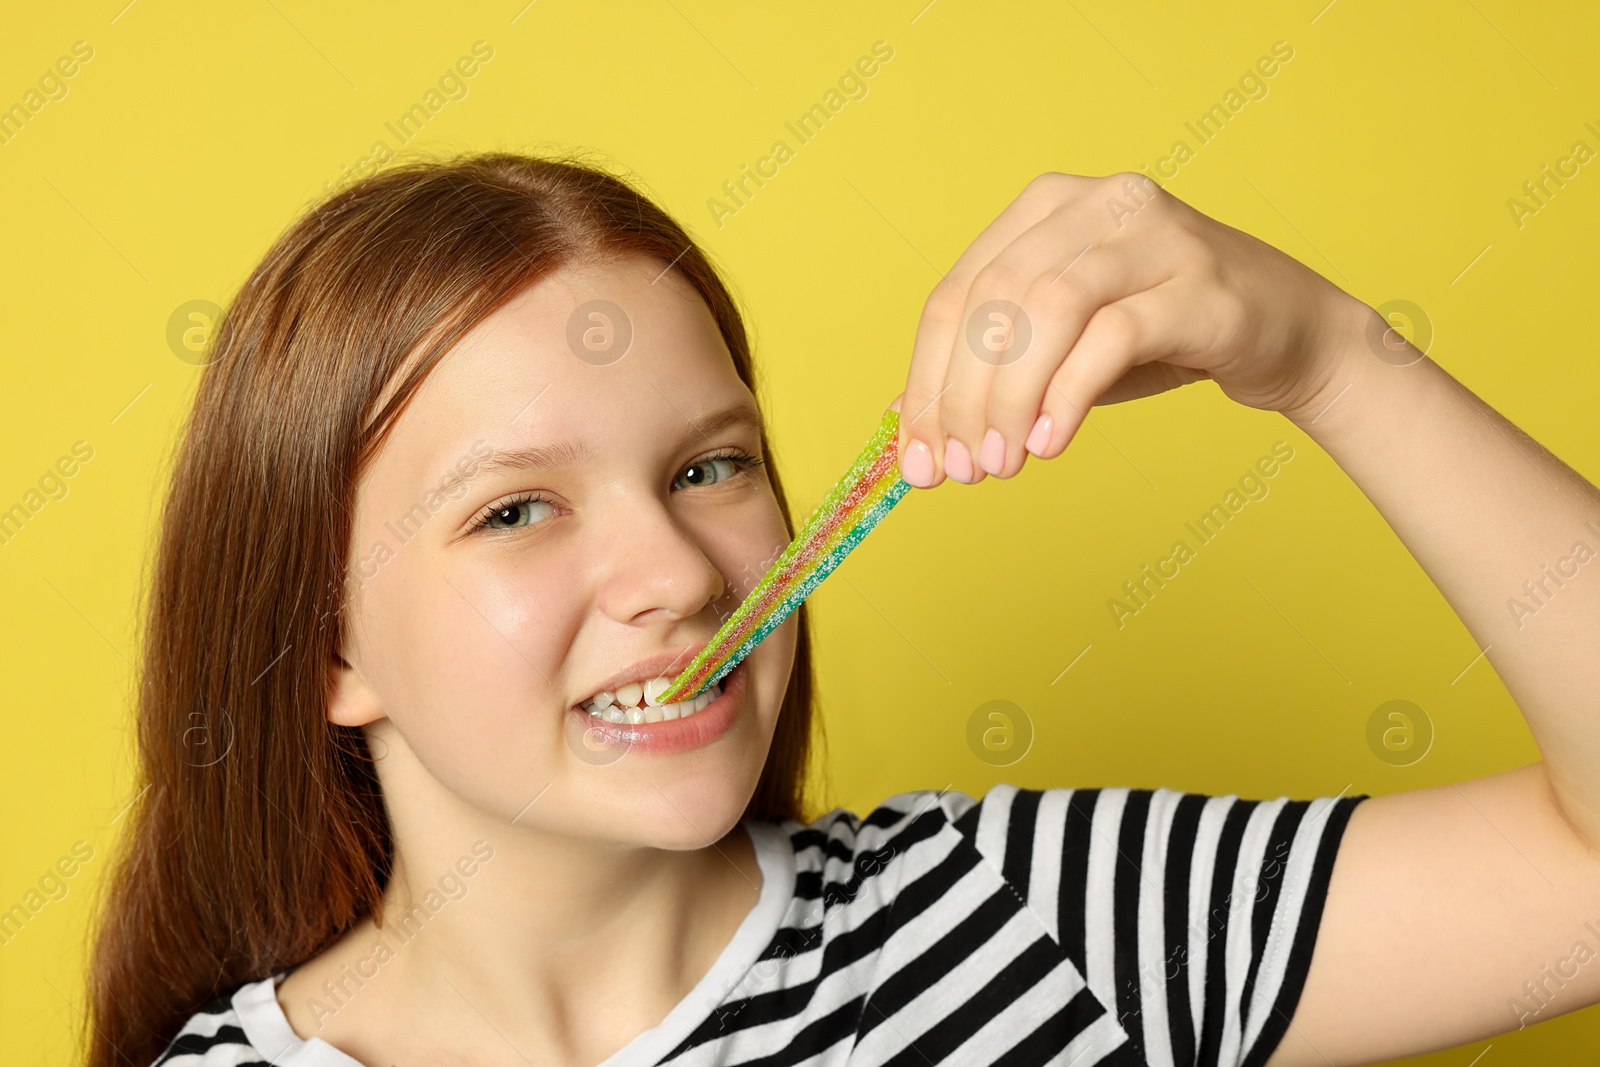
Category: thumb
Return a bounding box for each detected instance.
[1094,363,1212,406]
[887,392,908,457]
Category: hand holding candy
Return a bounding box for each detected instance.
[892,171,1371,488]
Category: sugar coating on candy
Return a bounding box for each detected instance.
[658,415,906,702]
[657,407,910,704]
[691,439,902,690]
[701,478,910,691]
[666,461,905,699]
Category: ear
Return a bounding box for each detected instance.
[328,651,386,728]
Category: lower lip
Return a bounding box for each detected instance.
[569,661,747,756]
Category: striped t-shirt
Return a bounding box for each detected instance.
[152,782,1367,1067]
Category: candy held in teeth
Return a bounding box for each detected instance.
[655,405,912,706]
[644,677,670,705]
[585,679,722,721]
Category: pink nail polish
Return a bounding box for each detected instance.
[1025,413,1053,457]
[944,437,974,483]
[902,439,935,487]
[979,427,1006,475]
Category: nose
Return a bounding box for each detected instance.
[593,495,728,627]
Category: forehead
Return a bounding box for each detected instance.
[366,256,753,489]
[425,256,733,409]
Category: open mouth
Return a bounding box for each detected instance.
[575,674,726,725]
[567,660,748,755]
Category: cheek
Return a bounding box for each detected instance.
[360,556,580,786]
[729,506,794,590]
[753,609,800,728]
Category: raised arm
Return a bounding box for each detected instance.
[1284,313,1600,840]
[890,171,1600,1063]
[1261,309,1600,1066]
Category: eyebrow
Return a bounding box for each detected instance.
[435,399,764,498]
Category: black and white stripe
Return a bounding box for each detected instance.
[942,784,1364,1067]
[148,990,273,1066]
[150,783,1366,1066]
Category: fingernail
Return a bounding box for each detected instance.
[902,438,935,487]
[1025,413,1053,457]
[942,437,974,483]
[979,427,1007,476]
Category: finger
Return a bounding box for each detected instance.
[930,180,1178,483]
[951,235,1176,480]
[938,216,1099,485]
[896,289,962,488]
[1027,280,1209,462]
[897,173,1095,487]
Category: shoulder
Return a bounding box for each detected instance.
[925,781,1370,1066]
[785,786,971,866]
[776,781,1368,889]
[912,780,1369,870]
[923,781,1370,943]
[149,981,275,1066]
[772,785,1025,914]
[765,787,970,920]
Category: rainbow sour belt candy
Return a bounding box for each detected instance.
[655,406,912,705]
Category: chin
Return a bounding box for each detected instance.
[637,764,762,850]
[567,753,758,852]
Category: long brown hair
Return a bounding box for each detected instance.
[85,149,823,1067]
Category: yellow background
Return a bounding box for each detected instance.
[2,1,1596,1062]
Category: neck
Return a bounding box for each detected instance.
[279,728,764,1064]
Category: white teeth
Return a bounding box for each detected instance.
[583,674,680,712]
[583,681,722,722]
[644,677,672,707]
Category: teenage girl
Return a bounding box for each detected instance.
[86,153,1600,1067]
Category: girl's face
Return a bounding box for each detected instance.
[331,255,798,850]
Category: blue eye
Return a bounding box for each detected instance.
[468,449,764,534]
[474,495,557,532]
[674,450,762,490]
